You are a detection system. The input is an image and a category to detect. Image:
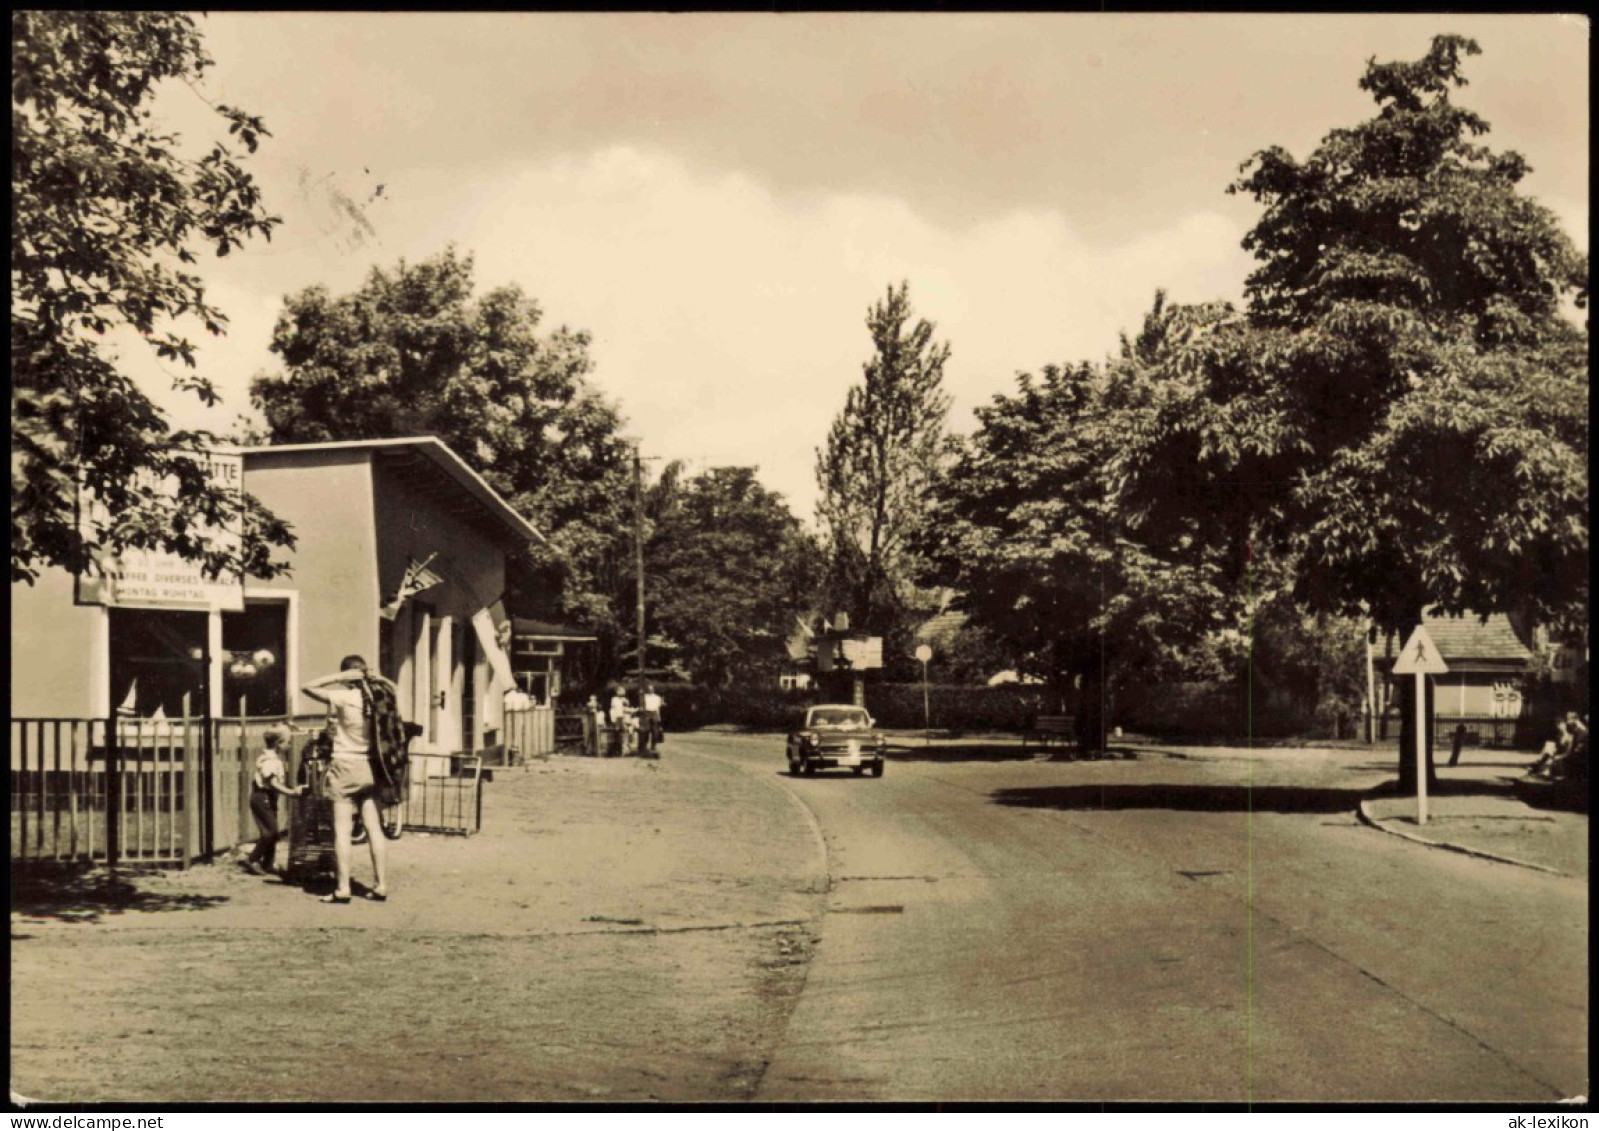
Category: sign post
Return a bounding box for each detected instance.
[1391,624,1449,826]
[915,644,933,748]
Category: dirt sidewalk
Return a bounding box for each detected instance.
[1356,748,1589,880]
[10,750,828,1104]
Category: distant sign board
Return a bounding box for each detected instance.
[817,634,883,672]
[75,449,246,612]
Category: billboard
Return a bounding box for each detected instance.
[75,449,246,611]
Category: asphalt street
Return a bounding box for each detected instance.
[683,733,1588,1103]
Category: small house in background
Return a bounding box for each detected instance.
[509,618,597,705]
[1380,611,1535,746]
[780,617,815,691]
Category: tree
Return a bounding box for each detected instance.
[815,281,953,677]
[919,345,1237,751]
[643,465,821,688]
[12,11,293,585]
[1126,35,1588,782]
[249,247,633,640]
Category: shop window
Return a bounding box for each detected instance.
[222,602,289,717]
[110,609,208,720]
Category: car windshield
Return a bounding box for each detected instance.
[809,708,869,729]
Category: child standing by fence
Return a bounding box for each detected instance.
[245,725,306,875]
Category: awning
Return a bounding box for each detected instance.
[510,617,598,643]
[472,607,515,687]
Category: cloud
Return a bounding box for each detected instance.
[139,143,1257,518]
[436,146,1255,516]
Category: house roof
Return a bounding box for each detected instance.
[1383,612,1535,674]
[511,618,597,642]
[1420,612,1534,663]
[242,436,546,549]
[916,610,969,642]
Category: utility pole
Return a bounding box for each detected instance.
[633,442,647,725]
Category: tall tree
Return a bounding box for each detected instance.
[249,247,633,638]
[1128,35,1588,782]
[12,11,293,585]
[815,282,952,675]
[919,343,1236,751]
[643,465,821,688]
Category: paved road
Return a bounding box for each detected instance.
[680,734,1588,1103]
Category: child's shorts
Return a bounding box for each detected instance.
[324,754,376,800]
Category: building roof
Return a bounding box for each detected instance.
[511,618,597,642]
[916,610,969,642]
[242,436,546,549]
[1383,612,1536,674]
[1421,612,1534,664]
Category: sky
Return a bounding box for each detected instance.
[133,13,1589,521]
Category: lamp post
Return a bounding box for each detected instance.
[915,644,932,747]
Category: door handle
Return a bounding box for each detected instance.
[431,691,447,709]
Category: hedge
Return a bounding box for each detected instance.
[863,683,1062,732]
[598,677,1359,740]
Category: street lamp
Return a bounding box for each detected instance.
[915,644,933,747]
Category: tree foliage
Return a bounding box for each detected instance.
[815,282,953,675]
[919,336,1240,747]
[12,11,293,584]
[642,465,821,688]
[1218,33,1588,635]
[249,246,632,633]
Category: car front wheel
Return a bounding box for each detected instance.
[869,760,884,778]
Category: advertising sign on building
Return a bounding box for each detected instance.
[74,449,246,611]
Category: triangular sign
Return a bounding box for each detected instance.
[1391,624,1449,675]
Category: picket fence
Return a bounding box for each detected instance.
[11,707,503,867]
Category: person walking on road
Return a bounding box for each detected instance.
[244,724,305,875]
[303,656,397,903]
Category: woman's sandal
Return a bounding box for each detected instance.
[319,893,352,904]
[363,890,388,902]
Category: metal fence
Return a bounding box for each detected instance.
[1378,712,1525,749]
[402,757,483,835]
[12,710,486,864]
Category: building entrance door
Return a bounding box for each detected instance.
[109,608,209,720]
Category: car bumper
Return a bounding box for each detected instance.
[808,747,883,767]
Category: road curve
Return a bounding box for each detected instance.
[679,733,1587,1104]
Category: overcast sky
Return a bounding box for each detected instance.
[136,12,1589,519]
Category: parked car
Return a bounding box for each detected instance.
[786,704,885,777]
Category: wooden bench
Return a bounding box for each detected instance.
[1023,715,1076,748]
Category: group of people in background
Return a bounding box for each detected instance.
[1528,710,1589,784]
[583,684,664,757]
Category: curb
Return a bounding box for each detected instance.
[1355,800,1567,876]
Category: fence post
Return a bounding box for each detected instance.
[237,697,251,852]
[180,700,197,867]
[106,714,121,872]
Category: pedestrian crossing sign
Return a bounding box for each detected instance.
[1392,624,1449,675]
